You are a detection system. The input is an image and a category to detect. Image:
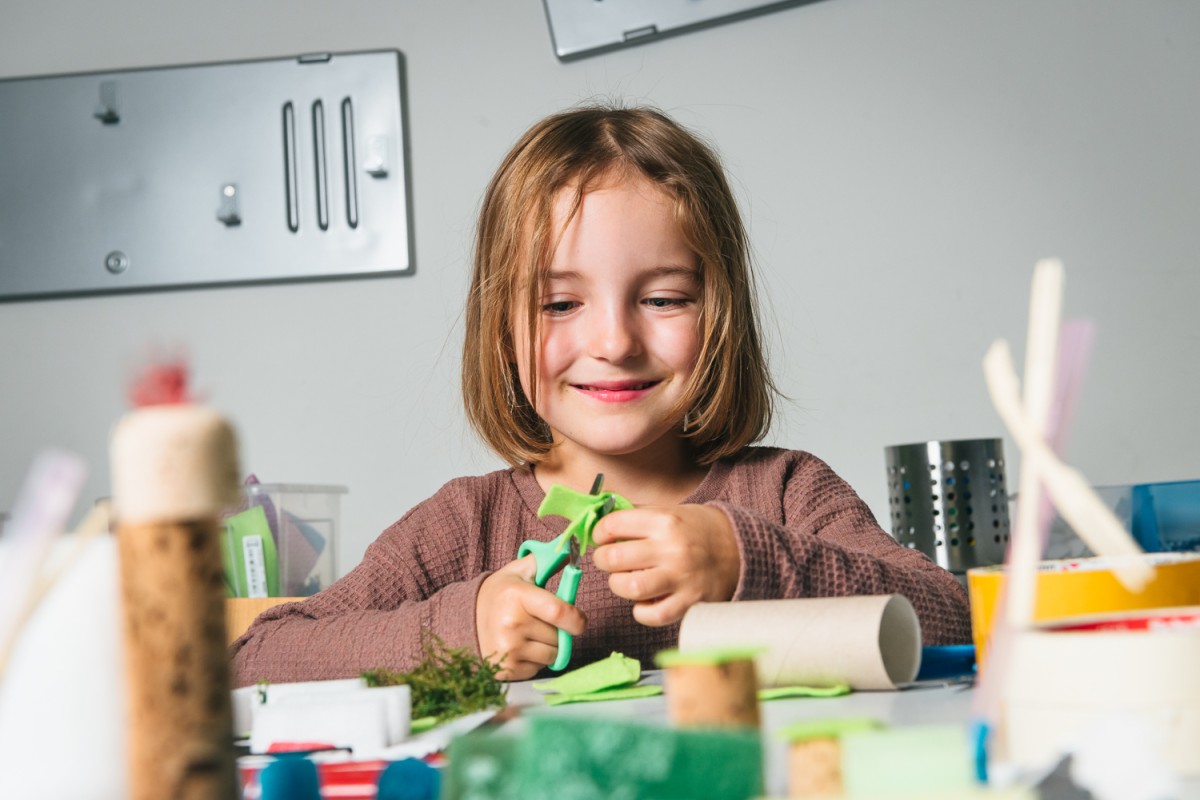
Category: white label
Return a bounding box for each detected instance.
[242,535,268,598]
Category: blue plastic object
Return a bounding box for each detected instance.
[260,755,321,800]
[1131,480,1200,553]
[915,645,976,681]
[377,757,441,800]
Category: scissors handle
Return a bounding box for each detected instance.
[517,535,570,586]
[550,563,582,671]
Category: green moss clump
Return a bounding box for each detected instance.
[363,634,507,724]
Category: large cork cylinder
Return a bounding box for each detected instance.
[111,404,241,800]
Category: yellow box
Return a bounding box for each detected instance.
[967,552,1200,668]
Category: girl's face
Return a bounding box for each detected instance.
[513,175,702,463]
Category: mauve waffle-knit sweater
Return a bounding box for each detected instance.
[230,447,971,686]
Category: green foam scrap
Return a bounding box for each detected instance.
[544,685,663,707]
[777,716,883,743]
[410,716,438,734]
[533,651,641,696]
[536,484,633,556]
[514,715,764,800]
[758,683,851,701]
[654,646,766,668]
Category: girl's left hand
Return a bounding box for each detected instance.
[590,504,740,627]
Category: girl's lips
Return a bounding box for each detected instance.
[571,380,660,402]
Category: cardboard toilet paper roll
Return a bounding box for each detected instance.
[678,595,921,690]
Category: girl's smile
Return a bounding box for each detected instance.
[571,379,661,403]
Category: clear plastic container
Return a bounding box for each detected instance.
[235,483,346,597]
[1044,479,1200,558]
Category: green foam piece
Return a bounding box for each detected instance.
[514,716,763,800]
[758,683,851,701]
[655,646,765,668]
[410,716,438,734]
[536,484,633,556]
[777,716,882,743]
[533,652,641,696]
[544,685,663,706]
[841,724,975,796]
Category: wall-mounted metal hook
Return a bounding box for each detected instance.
[363,135,389,178]
[217,183,242,226]
[94,80,119,124]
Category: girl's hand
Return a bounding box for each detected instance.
[590,505,740,627]
[476,555,587,681]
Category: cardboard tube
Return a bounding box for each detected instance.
[664,658,760,728]
[112,405,240,800]
[678,595,921,690]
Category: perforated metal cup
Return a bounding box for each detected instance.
[884,438,1011,575]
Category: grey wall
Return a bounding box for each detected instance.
[2,1,1197,574]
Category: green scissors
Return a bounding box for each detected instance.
[518,473,617,671]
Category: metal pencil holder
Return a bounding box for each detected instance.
[884,438,1011,575]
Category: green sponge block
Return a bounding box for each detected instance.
[515,716,762,800]
[444,717,763,800]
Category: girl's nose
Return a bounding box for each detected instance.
[586,303,641,363]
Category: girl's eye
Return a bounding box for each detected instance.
[643,296,690,309]
[542,300,579,315]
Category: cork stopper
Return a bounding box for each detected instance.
[110,404,240,524]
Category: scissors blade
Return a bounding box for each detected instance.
[589,473,604,496]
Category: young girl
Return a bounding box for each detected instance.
[231,105,970,686]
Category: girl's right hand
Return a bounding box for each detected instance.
[475,555,587,681]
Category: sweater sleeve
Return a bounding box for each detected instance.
[229,494,490,687]
[712,455,972,645]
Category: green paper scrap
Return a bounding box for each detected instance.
[758,683,851,701]
[221,505,279,598]
[536,483,633,556]
[654,646,766,668]
[533,651,641,696]
[545,685,664,707]
[777,716,882,743]
[841,724,975,797]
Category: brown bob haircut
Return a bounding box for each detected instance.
[462,104,776,468]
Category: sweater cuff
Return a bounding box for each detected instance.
[426,570,491,656]
[710,501,784,602]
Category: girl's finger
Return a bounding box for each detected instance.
[631,593,690,627]
[607,566,672,603]
[591,538,657,573]
[591,508,659,545]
